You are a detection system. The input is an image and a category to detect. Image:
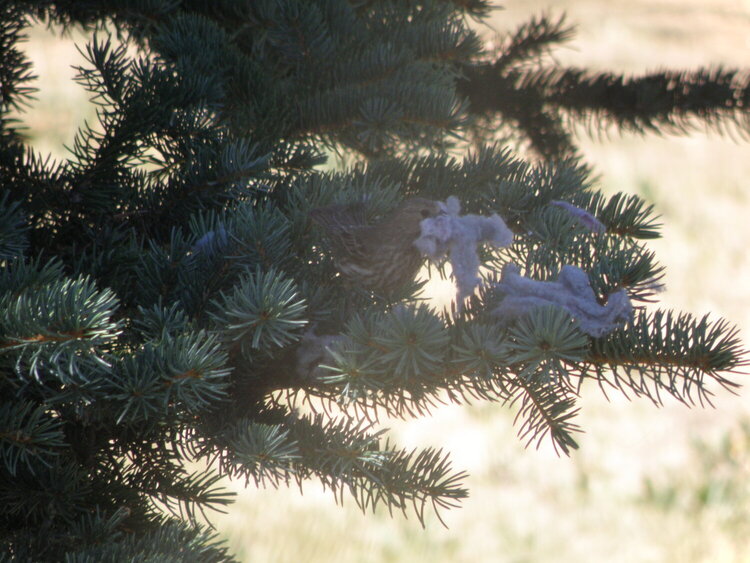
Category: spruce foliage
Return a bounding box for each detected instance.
[0,1,747,560]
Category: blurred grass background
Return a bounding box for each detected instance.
[12,1,750,561]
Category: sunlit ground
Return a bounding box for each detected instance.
[13,2,750,561]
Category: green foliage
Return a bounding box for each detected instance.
[209,267,307,354]
[0,400,66,475]
[589,311,743,405]
[0,0,747,560]
[458,13,750,158]
[0,192,27,259]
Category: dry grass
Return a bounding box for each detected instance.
[12,2,750,561]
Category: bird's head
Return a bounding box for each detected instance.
[394,197,442,223]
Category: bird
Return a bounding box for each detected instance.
[309,197,441,292]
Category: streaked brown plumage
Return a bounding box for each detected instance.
[310,197,441,292]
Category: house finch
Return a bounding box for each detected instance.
[310,197,441,292]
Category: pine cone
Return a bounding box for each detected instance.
[310,197,441,292]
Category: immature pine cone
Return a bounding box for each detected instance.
[310,197,441,292]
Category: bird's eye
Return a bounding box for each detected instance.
[420,208,432,218]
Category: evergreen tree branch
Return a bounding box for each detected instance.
[587,310,745,406]
[539,66,750,139]
[1,2,748,558]
[460,59,750,155]
[508,374,581,455]
[0,4,36,113]
[490,13,575,73]
[0,400,66,476]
